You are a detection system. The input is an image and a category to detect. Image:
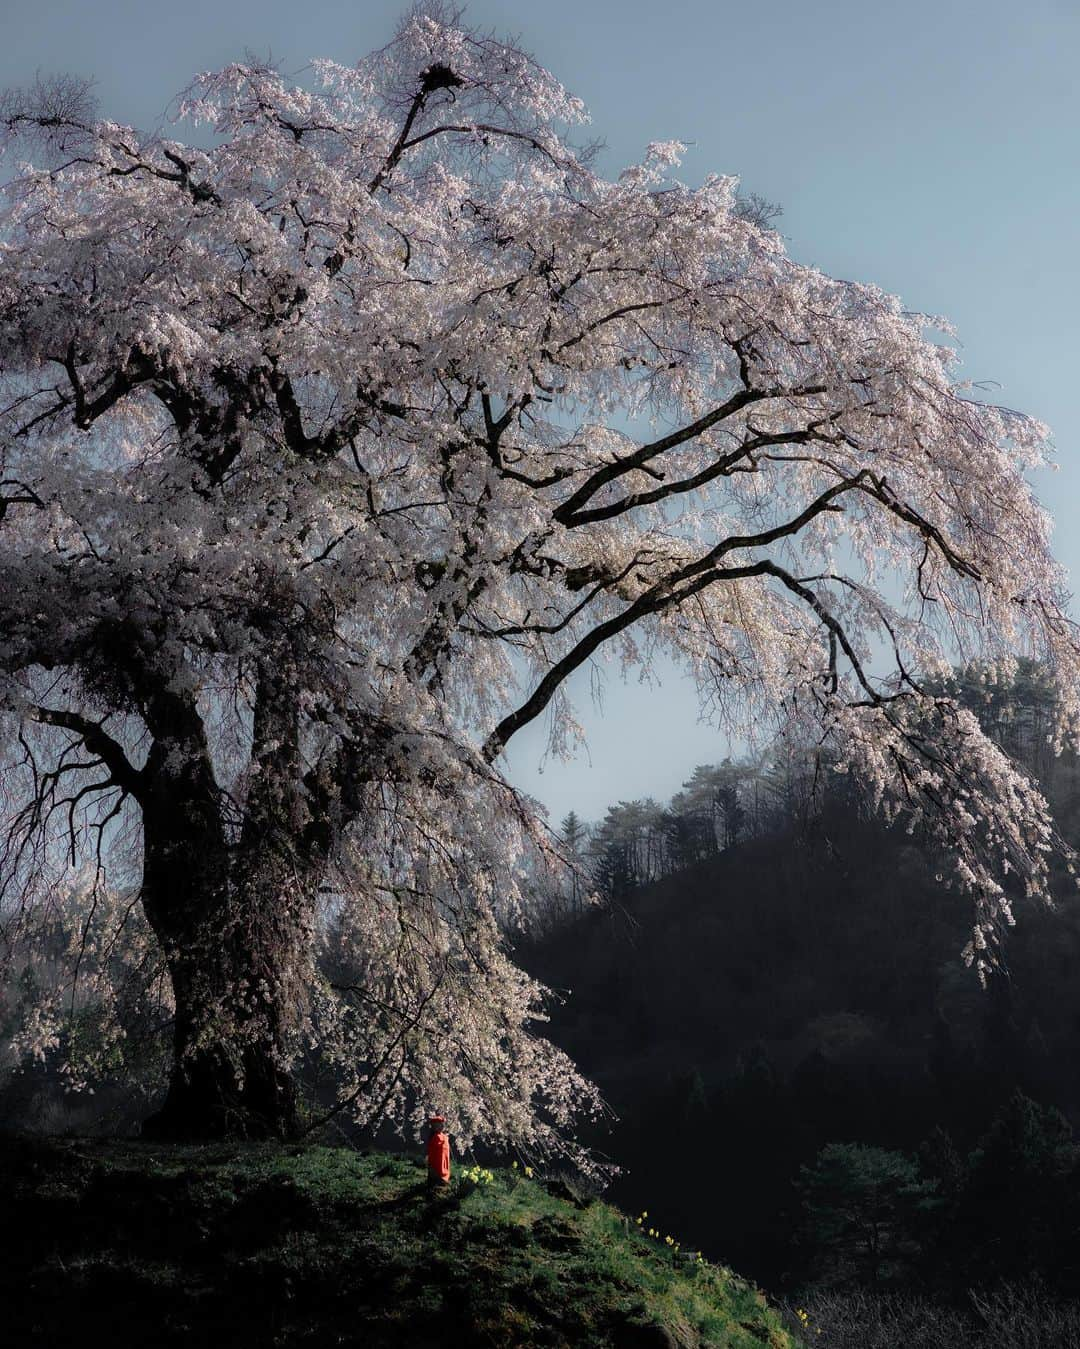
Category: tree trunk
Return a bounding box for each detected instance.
[137,676,309,1141]
[140,914,303,1142]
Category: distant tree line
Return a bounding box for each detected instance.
[540,748,834,925]
[535,659,1078,928]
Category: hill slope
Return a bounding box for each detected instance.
[517,814,1080,1285]
[0,1135,795,1348]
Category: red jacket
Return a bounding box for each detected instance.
[426,1130,450,1182]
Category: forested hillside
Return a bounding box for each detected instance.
[519,665,1080,1296]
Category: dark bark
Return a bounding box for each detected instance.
[141,977,301,1142]
[138,676,308,1141]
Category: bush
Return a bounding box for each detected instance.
[782,1283,1080,1348]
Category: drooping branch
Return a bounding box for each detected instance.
[551,384,826,526]
[481,559,777,761]
[484,462,977,759]
[58,343,141,431]
[30,706,144,800]
[0,477,44,522]
[397,119,568,168]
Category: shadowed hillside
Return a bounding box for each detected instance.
[520,796,1080,1288]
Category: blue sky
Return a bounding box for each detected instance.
[4,0,1078,823]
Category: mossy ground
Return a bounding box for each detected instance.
[0,1134,796,1348]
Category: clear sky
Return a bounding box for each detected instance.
[4,0,1078,823]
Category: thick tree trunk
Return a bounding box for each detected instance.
[140,924,303,1142]
[139,816,306,1140]
[142,1018,300,1141]
[137,676,309,1141]
[142,1020,300,1140]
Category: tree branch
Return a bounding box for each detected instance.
[551,385,825,526]
[483,469,893,759]
[30,706,144,800]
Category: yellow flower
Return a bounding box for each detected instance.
[524,1166,533,1178]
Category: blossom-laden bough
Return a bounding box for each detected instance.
[0,3,1076,1157]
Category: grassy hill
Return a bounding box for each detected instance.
[0,1134,796,1348]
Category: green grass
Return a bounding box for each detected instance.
[0,1134,797,1348]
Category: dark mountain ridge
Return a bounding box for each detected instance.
[520,794,1080,1289]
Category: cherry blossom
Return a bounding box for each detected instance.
[0,5,1075,1146]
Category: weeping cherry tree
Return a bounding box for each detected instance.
[1,5,1077,1145]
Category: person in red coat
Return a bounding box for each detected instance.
[426,1114,451,1188]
